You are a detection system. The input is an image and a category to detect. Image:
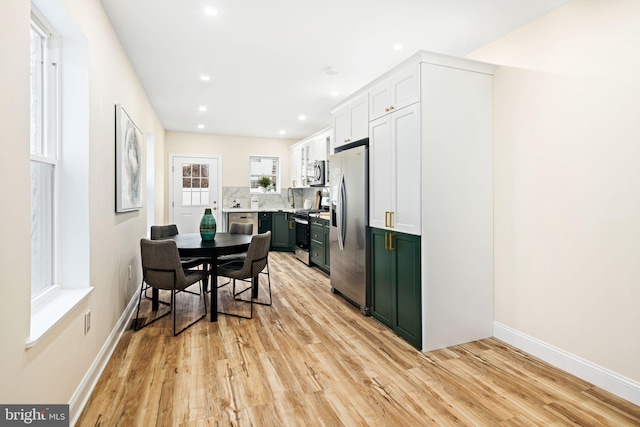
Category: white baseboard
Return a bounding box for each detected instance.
[69,293,139,426]
[494,322,640,406]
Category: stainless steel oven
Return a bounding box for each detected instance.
[293,209,327,265]
[294,214,310,265]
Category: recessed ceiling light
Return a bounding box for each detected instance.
[393,43,404,51]
[298,115,306,121]
[204,7,218,16]
[279,130,286,135]
[197,124,205,129]
[199,105,207,112]
[325,66,339,75]
[200,74,211,82]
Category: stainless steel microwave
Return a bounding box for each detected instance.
[309,160,325,186]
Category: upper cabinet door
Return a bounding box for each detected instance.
[333,106,350,151]
[369,102,421,235]
[333,93,369,150]
[369,115,393,230]
[369,81,391,122]
[349,96,369,142]
[369,64,421,122]
[391,102,421,235]
[289,146,301,187]
[390,64,420,113]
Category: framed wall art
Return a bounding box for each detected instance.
[115,104,143,212]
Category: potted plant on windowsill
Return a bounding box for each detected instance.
[258,176,272,193]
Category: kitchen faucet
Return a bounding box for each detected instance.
[287,187,295,208]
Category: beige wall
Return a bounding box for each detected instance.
[165,132,295,215]
[0,0,165,406]
[0,0,33,401]
[469,0,640,382]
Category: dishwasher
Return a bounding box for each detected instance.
[227,212,258,235]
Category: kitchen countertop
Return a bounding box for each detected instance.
[310,212,331,220]
[222,208,297,213]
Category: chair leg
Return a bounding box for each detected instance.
[252,260,272,306]
[172,290,177,336]
[234,260,272,307]
[143,283,170,306]
[134,279,145,331]
[134,279,171,331]
[217,278,253,319]
[173,279,208,336]
[217,278,231,289]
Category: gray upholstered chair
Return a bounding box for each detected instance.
[219,222,253,262]
[135,238,208,335]
[217,231,272,319]
[150,224,209,269]
[216,222,254,289]
[229,222,253,235]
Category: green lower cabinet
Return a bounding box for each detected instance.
[271,212,295,252]
[310,242,324,266]
[371,227,422,349]
[288,217,295,250]
[371,230,395,327]
[310,218,330,273]
[323,222,330,271]
[258,212,272,234]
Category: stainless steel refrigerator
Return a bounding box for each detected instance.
[329,143,370,315]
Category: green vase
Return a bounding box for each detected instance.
[199,208,217,241]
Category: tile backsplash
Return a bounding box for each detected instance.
[223,186,328,210]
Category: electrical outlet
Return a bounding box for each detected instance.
[128,265,132,279]
[84,310,91,335]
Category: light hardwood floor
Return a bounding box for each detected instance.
[77,252,640,426]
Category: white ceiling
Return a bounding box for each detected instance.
[101,0,570,140]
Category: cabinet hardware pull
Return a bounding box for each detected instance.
[389,211,394,228]
[384,211,389,228]
[289,221,294,230]
[389,105,394,110]
[385,107,389,112]
[389,233,396,251]
[384,232,389,250]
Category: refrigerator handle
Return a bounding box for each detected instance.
[337,173,346,250]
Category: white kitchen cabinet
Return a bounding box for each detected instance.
[288,126,331,187]
[289,145,303,187]
[369,102,421,235]
[369,63,420,121]
[332,93,368,150]
[308,132,329,163]
[338,50,496,353]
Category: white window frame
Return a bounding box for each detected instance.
[27,2,93,348]
[30,12,61,307]
[250,155,281,194]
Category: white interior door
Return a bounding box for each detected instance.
[170,155,221,233]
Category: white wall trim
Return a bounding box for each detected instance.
[69,293,139,426]
[494,322,640,406]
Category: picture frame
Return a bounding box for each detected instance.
[115,104,143,212]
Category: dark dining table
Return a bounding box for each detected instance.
[162,232,252,322]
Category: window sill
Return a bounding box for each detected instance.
[26,287,94,348]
